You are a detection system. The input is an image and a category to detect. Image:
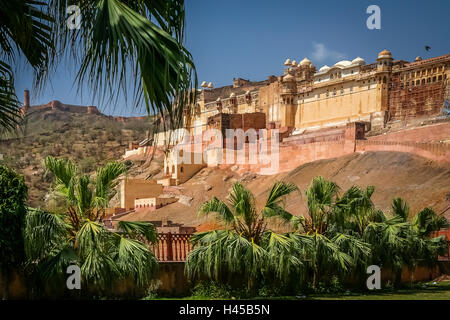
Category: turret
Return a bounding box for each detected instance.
[22,89,30,115]
[375,50,393,123]
[24,90,30,108]
[280,74,296,127]
[376,49,393,72]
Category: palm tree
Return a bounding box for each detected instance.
[0,0,53,132]
[185,181,302,292]
[1,0,196,133]
[284,177,371,288]
[23,156,158,296]
[412,207,449,238]
[363,197,448,286]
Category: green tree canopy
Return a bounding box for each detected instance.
[23,156,158,297]
[0,165,27,299]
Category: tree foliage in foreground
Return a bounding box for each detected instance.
[0,165,27,299]
[186,177,449,292]
[23,156,158,297]
[0,0,196,134]
[186,181,302,291]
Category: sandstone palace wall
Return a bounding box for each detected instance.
[183,51,450,138]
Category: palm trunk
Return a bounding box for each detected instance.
[312,266,318,289]
[247,276,256,295]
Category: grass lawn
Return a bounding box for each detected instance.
[153,281,450,300]
[309,281,450,300]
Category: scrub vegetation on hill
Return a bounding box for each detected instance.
[0,108,152,207]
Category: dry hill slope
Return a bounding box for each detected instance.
[118,151,450,227]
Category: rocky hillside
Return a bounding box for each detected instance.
[0,107,153,207]
[117,151,450,228]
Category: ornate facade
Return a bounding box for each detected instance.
[184,50,450,135]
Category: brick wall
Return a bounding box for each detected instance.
[242,112,266,131]
[356,140,450,162]
[211,122,449,175]
[368,123,450,143]
[388,74,445,121]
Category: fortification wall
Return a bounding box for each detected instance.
[356,140,450,162]
[388,75,445,121]
[209,122,449,175]
[368,122,450,143]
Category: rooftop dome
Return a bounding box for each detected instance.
[291,60,297,66]
[300,57,312,66]
[351,57,366,65]
[201,81,207,87]
[318,65,330,72]
[377,49,392,59]
[334,60,352,68]
[284,58,292,66]
[415,56,423,62]
[207,82,214,89]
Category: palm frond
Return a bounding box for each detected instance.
[116,220,157,243]
[0,61,22,133]
[76,219,109,258]
[198,196,234,224]
[94,161,127,208]
[24,208,71,261]
[113,235,157,286]
[69,0,196,130]
[261,181,301,228]
[391,197,410,221]
[413,207,449,237]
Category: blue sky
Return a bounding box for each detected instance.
[14,0,450,116]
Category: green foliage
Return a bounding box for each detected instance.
[187,176,449,297]
[0,165,27,270]
[312,276,344,294]
[23,157,158,297]
[412,207,449,237]
[187,181,301,292]
[192,281,234,299]
[1,1,196,134]
[0,0,53,133]
[0,165,28,298]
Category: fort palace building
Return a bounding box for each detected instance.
[177,50,450,137]
[123,50,450,187]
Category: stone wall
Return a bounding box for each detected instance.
[120,179,163,211]
[388,75,445,121]
[356,140,450,162]
[209,122,449,175]
[368,122,450,143]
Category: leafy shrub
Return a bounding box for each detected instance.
[192,281,233,299]
[258,285,282,297]
[0,165,27,298]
